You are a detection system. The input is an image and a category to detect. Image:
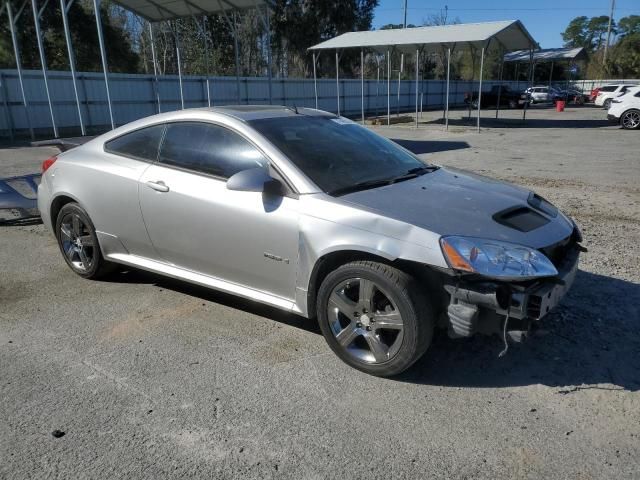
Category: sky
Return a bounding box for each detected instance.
[372,0,640,48]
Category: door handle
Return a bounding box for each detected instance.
[146,180,169,192]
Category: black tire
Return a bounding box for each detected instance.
[603,98,612,110]
[471,99,479,109]
[55,202,116,279]
[621,109,640,130]
[317,260,434,377]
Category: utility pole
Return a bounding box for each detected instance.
[403,0,407,28]
[603,0,615,64]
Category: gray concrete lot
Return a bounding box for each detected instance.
[1,105,639,479]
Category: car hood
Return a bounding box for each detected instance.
[338,167,574,249]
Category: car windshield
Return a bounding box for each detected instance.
[249,115,434,195]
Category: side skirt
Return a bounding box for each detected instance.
[106,253,303,315]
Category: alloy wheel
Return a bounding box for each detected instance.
[327,277,404,364]
[59,212,95,272]
[622,111,640,129]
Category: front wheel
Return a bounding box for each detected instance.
[55,202,115,279]
[317,261,434,377]
[621,110,640,130]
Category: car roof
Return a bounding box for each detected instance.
[207,105,336,122]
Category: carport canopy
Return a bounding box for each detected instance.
[308,20,536,54]
[307,20,538,131]
[503,47,587,63]
[113,0,265,22]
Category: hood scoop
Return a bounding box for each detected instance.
[492,206,549,232]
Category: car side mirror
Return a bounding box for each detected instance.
[226,167,283,195]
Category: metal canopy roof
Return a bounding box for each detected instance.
[308,20,536,54]
[503,47,587,63]
[113,0,266,22]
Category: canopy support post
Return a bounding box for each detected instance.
[414,48,419,128]
[312,52,318,109]
[255,3,272,104]
[360,49,364,124]
[32,0,58,137]
[335,50,340,115]
[548,60,554,89]
[201,17,211,107]
[233,12,240,103]
[375,56,380,118]
[61,0,85,135]
[477,46,485,132]
[93,0,114,129]
[445,47,451,131]
[522,49,534,121]
[387,48,390,125]
[148,22,161,112]
[495,55,504,119]
[6,1,33,139]
[396,53,403,117]
[175,23,184,109]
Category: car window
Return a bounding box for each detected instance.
[249,116,430,194]
[600,86,617,92]
[105,124,165,161]
[158,122,268,178]
[635,91,640,98]
[620,86,629,93]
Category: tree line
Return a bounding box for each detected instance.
[0,1,638,82]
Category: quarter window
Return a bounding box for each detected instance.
[105,124,165,161]
[158,122,268,178]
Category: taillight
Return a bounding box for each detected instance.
[42,155,57,173]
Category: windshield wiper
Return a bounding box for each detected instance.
[389,165,439,183]
[328,165,439,196]
[328,178,395,196]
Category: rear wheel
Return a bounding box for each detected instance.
[603,98,612,109]
[55,203,115,278]
[621,110,640,130]
[317,261,434,377]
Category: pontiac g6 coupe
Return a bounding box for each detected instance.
[38,106,583,376]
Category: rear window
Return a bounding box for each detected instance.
[105,125,165,161]
[599,86,617,92]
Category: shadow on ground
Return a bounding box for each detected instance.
[391,139,470,154]
[102,268,640,391]
[426,115,613,129]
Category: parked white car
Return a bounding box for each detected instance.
[595,84,638,109]
[524,86,559,104]
[608,86,640,129]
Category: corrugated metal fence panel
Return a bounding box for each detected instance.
[2,69,637,138]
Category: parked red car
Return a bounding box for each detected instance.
[590,87,601,102]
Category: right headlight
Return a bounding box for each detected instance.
[440,236,558,280]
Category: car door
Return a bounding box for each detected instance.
[138,121,300,301]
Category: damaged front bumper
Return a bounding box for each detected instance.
[443,245,580,342]
[0,174,41,223]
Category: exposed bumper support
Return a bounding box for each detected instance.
[444,246,580,341]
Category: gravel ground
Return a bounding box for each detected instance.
[1,105,639,479]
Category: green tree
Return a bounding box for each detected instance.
[562,16,590,49]
[0,0,139,72]
[617,15,640,37]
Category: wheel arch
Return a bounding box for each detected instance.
[50,192,82,226]
[305,249,446,320]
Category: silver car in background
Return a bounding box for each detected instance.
[37,106,583,376]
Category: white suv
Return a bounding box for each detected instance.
[595,84,638,109]
[608,86,640,129]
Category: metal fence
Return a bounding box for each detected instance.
[0,69,638,140]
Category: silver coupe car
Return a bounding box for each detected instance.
[37,106,583,376]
